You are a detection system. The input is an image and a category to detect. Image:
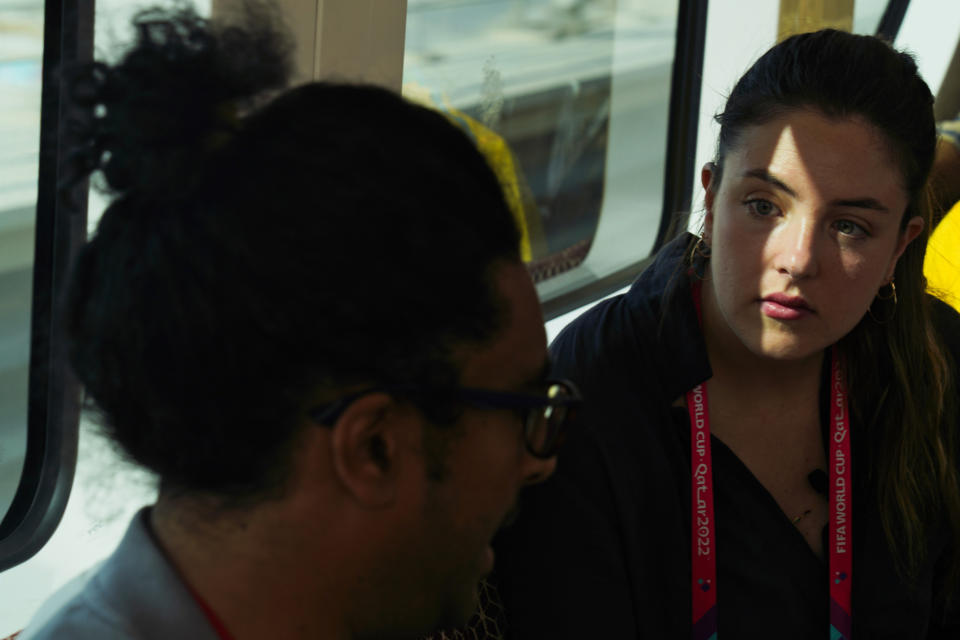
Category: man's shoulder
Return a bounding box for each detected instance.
[20,595,126,640]
[18,565,131,640]
[18,509,217,640]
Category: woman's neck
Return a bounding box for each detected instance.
[695,275,830,556]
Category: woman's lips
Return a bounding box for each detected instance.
[760,294,813,320]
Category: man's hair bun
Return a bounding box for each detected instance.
[65,3,291,199]
[62,3,523,499]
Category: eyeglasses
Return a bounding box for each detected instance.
[309,379,580,459]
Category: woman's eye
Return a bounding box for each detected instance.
[745,199,779,217]
[835,219,868,238]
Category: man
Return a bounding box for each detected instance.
[20,6,573,639]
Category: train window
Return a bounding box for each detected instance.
[895,0,960,106]
[0,0,44,531]
[0,0,91,577]
[0,0,90,579]
[403,0,681,317]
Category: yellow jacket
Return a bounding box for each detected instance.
[926,200,960,312]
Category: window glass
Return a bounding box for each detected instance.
[0,0,43,525]
[852,0,890,35]
[403,0,679,299]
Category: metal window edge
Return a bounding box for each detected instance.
[876,0,910,41]
[0,0,91,574]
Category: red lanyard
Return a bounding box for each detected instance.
[687,379,718,639]
[828,351,853,639]
[686,281,852,639]
[185,582,237,640]
[145,514,238,640]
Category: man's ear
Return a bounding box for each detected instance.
[329,393,412,508]
[701,162,718,242]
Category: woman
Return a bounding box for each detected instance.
[493,29,960,638]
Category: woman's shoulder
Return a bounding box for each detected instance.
[549,284,668,404]
[551,235,691,366]
[550,293,640,373]
[550,233,709,404]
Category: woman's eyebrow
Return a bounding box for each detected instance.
[742,168,796,197]
[742,168,889,212]
[830,197,888,212]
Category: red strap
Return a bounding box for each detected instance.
[688,280,718,639]
[688,382,718,639]
[828,347,853,638]
[185,583,237,640]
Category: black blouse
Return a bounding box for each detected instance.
[492,234,960,639]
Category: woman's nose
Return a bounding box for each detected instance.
[774,216,819,280]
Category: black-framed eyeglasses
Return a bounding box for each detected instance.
[308,379,581,459]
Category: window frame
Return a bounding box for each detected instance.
[876,0,909,41]
[0,0,91,573]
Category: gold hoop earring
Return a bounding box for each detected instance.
[694,235,711,259]
[876,280,897,304]
[868,280,897,323]
[689,235,711,280]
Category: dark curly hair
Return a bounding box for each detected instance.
[62,4,522,499]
